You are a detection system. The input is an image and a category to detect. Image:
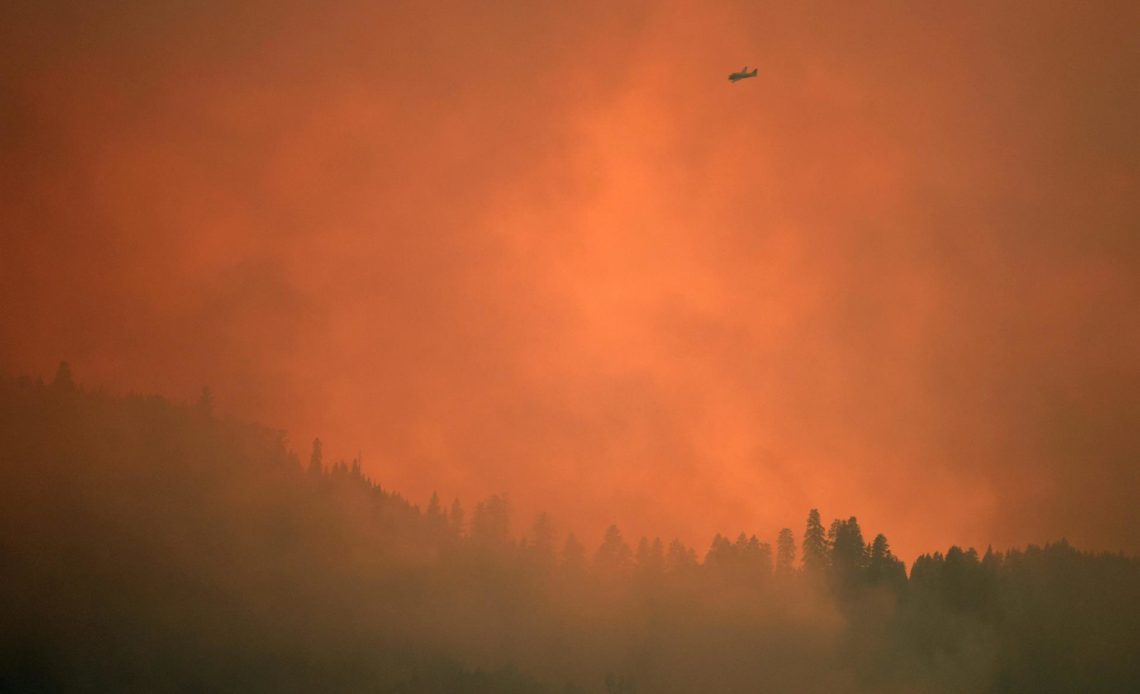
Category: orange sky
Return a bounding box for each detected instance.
[3,1,1138,561]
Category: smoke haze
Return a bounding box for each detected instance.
[2,0,1138,560]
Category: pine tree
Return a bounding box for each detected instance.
[562,532,586,572]
[308,438,323,476]
[51,361,75,391]
[867,533,906,591]
[635,537,651,567]
[776,527,797,575]
[867,533,891,582]
[196,386,214,417]
[753,537,773,577]
[426,492,445,531]
[595,525,632,575]
[666,538,696,574]
[802,508,829,576]
[705,533,733,570]
[530,512,555,565]
[649,537,665,573]
[449,498,466,536]
[472,495,511,547]
[830,516,867,589]
[868,533,889,568]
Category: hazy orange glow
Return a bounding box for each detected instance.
[2,1,1138,560]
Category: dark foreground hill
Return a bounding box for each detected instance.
[2,369,1138,692]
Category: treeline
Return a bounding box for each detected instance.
[1,367,1138,692]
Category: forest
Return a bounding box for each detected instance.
[2,366,1138,693]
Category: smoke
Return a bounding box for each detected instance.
[2,0,1138,559]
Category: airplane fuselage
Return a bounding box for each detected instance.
[728,68,758,82]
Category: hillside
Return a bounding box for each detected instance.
[1,368,1138,692]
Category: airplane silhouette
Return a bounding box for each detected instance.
[728,66,758,83]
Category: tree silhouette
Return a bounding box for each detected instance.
[472,494,511,547]
[449,497,466,536]
[830,516,867,590]
[308,437,323,476]
[528,512,556,568]
[561,532,586,572]
[776,527,797,575]
[634,536,665,581]
[705,533,733,570]
[802,508,829,577]
[751,535,773,577]
[595,525,632,577]
[426,491,446,533]
[196,386,214,417]
[51,361,75,391]
[665,538,697,574]
[2,373,1138,693]
[867,533,905,590]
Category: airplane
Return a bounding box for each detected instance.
[728,66,758,83]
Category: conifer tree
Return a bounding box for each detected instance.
[561,532,586,572]
[308,437,323,476]
[426,492,445,531]
[830,516,867,587]
[51,361,75,391]
[776,527,797,575]
[449,498,466,536]
[196,386,214,417]
[867,533,906,590]
[666,538,696,574]
[530,512,555,564]
[635,537,651,567]
[595,525,632,575]
[753,537,773,576]
[472,494,511,547]
[648,537,665,574]
[802,508,829,576]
